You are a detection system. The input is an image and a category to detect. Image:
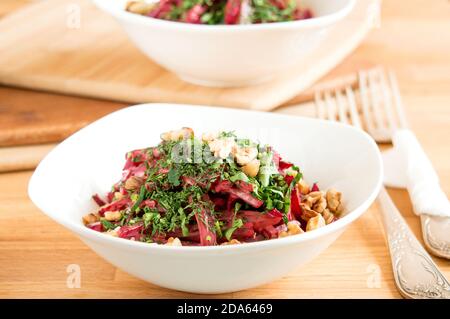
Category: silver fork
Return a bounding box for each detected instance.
[314,69,450,299]
[358,68,450,260]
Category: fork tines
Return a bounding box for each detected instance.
[315,67,409,143]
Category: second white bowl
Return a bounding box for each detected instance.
[92,0,355,87]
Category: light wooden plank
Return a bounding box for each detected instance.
[0,0,449,298]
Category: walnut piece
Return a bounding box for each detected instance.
[313,196,327,214]
[82,213,99,225]
[104,211,122,222]
[124,176,143,191]
[114,191,124,200]
[306,214,326,231]
[241,159,260,177]
[208,137,236,159]
[165,237,182,246]
[299,185,343,229]
[160,127,194,142]
[297,179,310,195]
[126,1,155,15]
[300,203,319,221]
[233,146,258,166]
[201,132,218,142]
[322,208,335,225]
[326,188,342,213]
[221,239,241,245]
[279,221,304,238]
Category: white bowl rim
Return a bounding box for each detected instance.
[92,0,356,32]
[28,103,383,254]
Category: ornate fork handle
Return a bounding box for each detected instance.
[378,187,450,299]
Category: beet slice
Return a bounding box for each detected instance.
[118,223,143,240]
[97,198,131,216]
[195,208,217,246]
[290,188,303,220]
[224,0,241,24]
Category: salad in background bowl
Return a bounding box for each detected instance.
[125,0,314,25]
[92,0,355,87]
[29,104,382,293]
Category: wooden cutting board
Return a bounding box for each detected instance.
[0,0,375,111]
[0,87,125,147]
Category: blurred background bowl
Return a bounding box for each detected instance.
[92,0,355,87]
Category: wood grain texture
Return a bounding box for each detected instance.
[0,0,34,18]
[0,69,356,148]
[0,0,449,298]
[0,87,124,147]
[0,171,448,298]
[0,0,373,110]
[0,143,55,173]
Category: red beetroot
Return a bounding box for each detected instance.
[261,225,278,239]
[148,0,173,19]
[226,194,239,212]
[235,180,253,192]
[97,198,130,216]
[182,176,196,187]
[290,188,303,220]
[87,222,103,232]
[211,196,226,210]
[195,209,217,246]
[213,180,233,192]
[118,223,143,240]
[267,208,283,218]
[168,225,200,242]
[294,8,313,20]
[270,0,287,10]
[244,233,265,243]
[213,179,262,208]
[106,191,115,203]
[122,164,146,181]
[272,149,293,173]
[221,193,240,226]
[224,0,241,24]
[123,149,147,170]
[239,210,282,232]
[92,194,106,207]
[185,4,206,24]
[119,187,128,195]
[152,148,160,158]
[284,174,294,185]
[140,199,157,209]
[158,167,170,174]
[279,161,293,171]
[228,187,263,208]
[231,222,255,240]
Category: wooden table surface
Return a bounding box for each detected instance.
[0,0,449,298]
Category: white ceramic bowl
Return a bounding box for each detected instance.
[91,0,355,87]
[29,104,382,294]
